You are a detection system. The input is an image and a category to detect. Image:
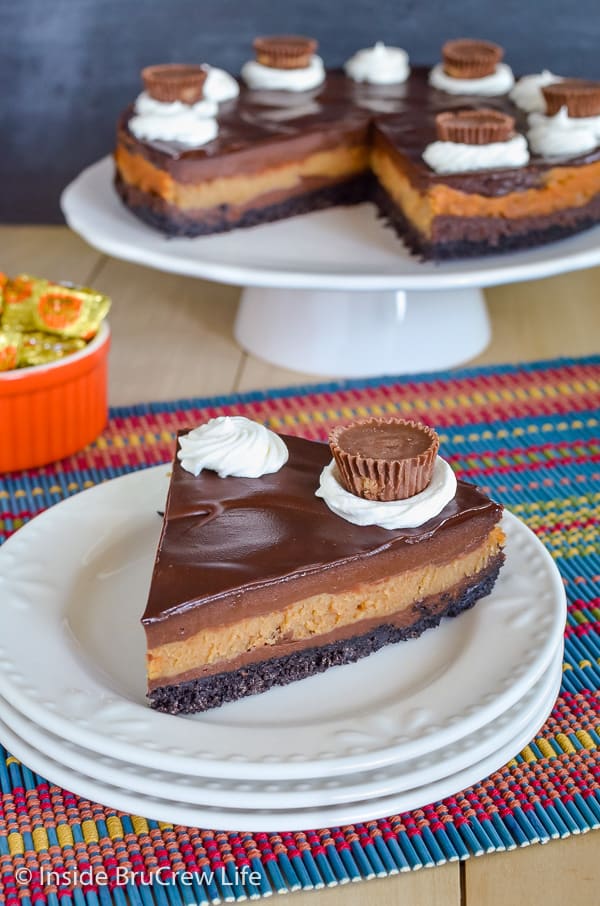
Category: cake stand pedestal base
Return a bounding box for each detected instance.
[234,286,491,377]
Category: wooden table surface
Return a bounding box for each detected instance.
[2,225,599,905]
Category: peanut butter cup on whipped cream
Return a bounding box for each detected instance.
[142,63,208,104]
[253,35,318,70]
[330,417,439,501]
[436,108,515,144]
[143,417,505,714]
[542,79,600,118]
[442,39,503,79]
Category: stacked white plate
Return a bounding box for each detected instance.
[0,467,566,831]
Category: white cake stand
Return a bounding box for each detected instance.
[62,157,600,376]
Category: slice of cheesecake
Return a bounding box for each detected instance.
[143,419,505,714]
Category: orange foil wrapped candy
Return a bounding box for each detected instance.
[1,275,111,340]
[0,330,22,372]
[18,332,87,367]
[1,275,39,331]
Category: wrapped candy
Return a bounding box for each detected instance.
[18,332,87,367]
[2,275,111,340]
[0,329,21,371]
[0,330,88,371]
[0,273,110,372]
[1,275,39,331]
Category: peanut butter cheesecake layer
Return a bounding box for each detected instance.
[115,47,600,257]
[143,422,505,714]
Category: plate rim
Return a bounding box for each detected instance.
[0,666,561,832]
[0,648,563,809]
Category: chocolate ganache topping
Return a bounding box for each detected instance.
[144,433,501,633]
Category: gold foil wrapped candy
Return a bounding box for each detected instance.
[0,273,110,371]
[0,330,21,372]
[2,275,111,340]
[18,332,87,367]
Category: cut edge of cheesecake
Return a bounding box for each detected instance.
[148,537,504,715]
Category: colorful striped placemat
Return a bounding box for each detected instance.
[0,356,599,905]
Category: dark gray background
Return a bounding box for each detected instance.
[3,0,599,222]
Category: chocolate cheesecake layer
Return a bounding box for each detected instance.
[148,553,503,714]
[143,434,502,648]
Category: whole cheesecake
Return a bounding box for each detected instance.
[114,37,600,259]
[144,417,505,714]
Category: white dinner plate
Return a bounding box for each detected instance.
[0,649,563,810]
[0,664,560,832]
[0,466,566,779]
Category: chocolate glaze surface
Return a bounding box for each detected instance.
[143,433,502,638]
[120,66,600,196]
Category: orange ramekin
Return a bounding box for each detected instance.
[0,323,110,472]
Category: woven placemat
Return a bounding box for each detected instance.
[0,356,599,905]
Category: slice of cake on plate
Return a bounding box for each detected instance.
[143,416,505,714]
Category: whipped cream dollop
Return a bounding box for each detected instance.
[429,62,514,96]
[178,416,288,478]
[423,134,529,173]
[241,55,325,91]
[344,41,410,85]
[316,457,457,530]
[528,108,599,157]
[130,91,218,146]
[204,66,240,102]
[510,70,562,113]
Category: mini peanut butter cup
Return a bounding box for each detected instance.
[442,39,503,79]
[253,35,317,70]
[436,108,515,145]
[329,417,439,502]
[142,64,208,104]
[542,79,600,118]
